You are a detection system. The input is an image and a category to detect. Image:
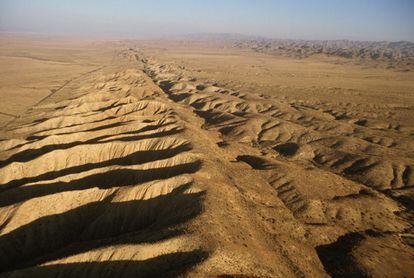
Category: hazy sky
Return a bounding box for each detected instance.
[1,0,413,41]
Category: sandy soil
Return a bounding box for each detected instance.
[0,37,413,277]
[0,36,115,125]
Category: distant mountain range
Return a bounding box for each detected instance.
[179,33,414,68]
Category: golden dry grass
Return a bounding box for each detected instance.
[0,36,413,277]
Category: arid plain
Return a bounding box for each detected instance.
[0,35,413,277]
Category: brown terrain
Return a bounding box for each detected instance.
[0,35,413,277]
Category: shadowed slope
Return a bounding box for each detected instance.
[0,183,204,272]
[0,250,208,278]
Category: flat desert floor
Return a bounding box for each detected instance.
[0,36,413,277]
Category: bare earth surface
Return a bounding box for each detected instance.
[0,36,413,277]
